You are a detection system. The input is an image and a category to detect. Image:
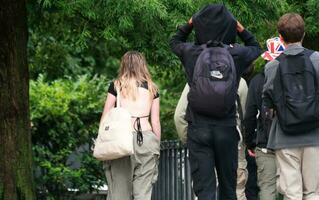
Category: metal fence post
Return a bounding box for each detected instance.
[152,140,196,200]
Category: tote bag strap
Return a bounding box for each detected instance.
[115,86,121,108]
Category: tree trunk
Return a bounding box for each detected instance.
[0,0,35,199]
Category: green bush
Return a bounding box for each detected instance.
[30,75,108,198]
[30,73,180,197]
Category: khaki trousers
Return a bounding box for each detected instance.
[236,78,249,200]
[236,143,248,200]
[256,148,277,200]
[104,131,160,200]
[174,83,189,144]
[276,146,319,200]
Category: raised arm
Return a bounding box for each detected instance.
[233,21,261,74]
[169,19,193,58]
[169,19,203,83]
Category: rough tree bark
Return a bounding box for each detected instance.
[0,0,35,199]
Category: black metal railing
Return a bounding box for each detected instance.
[50,140,196,199]
[152,140,196,200]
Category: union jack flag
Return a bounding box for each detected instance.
[261,37,285,61]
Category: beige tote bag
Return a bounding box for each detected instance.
[93,89,134,161]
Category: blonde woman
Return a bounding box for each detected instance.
[101,51,161,200]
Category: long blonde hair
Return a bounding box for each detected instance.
[114,51,158,100]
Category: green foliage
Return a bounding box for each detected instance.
[30,75,108,197]
[285,0,319,36]
[229,0,290,43]
[27,0,319,197]
[305,0,319,34]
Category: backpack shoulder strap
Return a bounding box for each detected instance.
[303,48,316,70]
[303,49,319,92]
[303,48,315,57]
[303,49,319,75]
[115,87,121,108]
[275,51,286,62]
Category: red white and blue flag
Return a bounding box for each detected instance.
[261,37,285,61]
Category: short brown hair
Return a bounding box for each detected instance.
[277,13,305,43]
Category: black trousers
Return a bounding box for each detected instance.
[187,123,239,200]
[245,150,259,200]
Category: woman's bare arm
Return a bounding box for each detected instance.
[100,93,116,124]
[150,97,161,140]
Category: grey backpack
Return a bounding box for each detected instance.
[273,49,319,134]
[188,42,237,118]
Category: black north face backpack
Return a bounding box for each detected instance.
[188,42,237,118]
[273,49,319,134]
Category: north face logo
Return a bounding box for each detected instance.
[210,70,223,79]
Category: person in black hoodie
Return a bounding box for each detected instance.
[244,37,285,200]
[170,4,261,200]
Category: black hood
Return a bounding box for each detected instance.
[193,4,237,45]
